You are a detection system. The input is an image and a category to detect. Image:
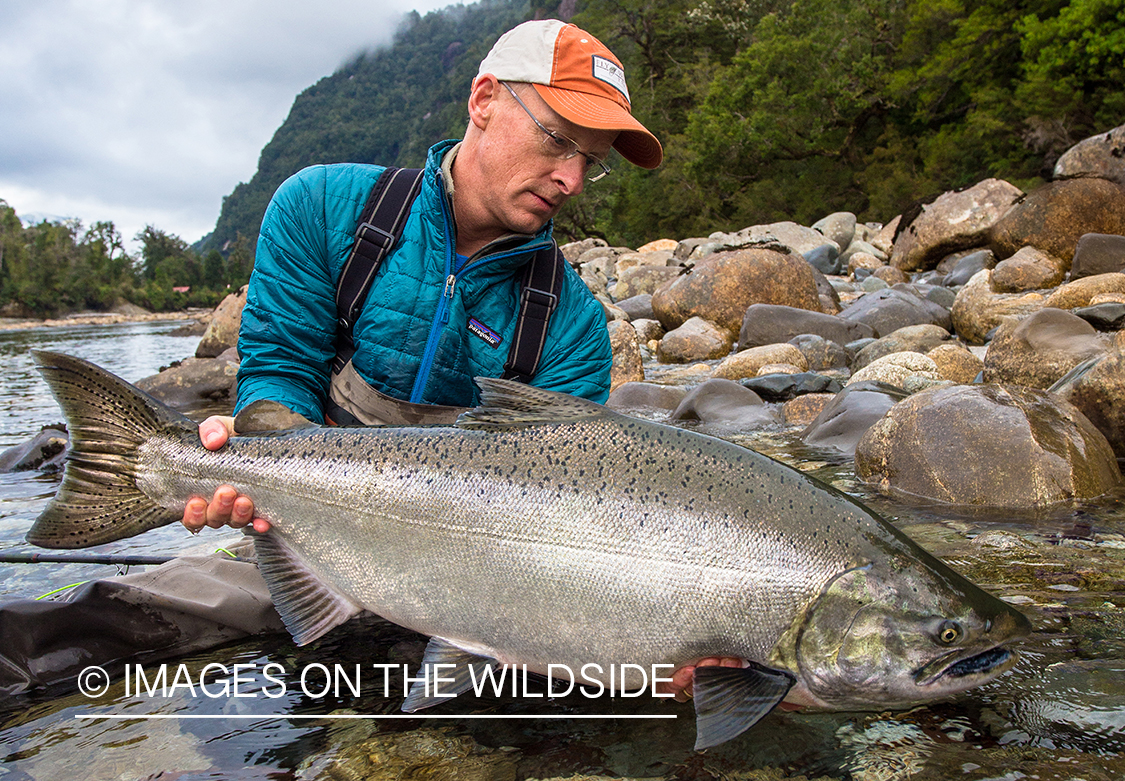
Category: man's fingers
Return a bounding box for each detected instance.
[199,416,235,450]
[183,497,207,532]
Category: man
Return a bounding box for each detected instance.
[184,18,660,534]
[182,19,739,699]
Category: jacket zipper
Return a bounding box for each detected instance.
[408,172,551,403]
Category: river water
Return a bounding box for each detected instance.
[0,321,1122,780]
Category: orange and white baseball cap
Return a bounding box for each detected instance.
[476,20,663,169]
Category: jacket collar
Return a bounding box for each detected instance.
[423,139,554,274]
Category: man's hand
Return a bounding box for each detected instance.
[658,657,746,702]
[181,416,272,534]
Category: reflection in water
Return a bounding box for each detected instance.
[0,321,1123,779]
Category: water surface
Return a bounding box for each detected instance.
[1,321,1122,780]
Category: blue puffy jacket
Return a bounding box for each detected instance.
[236,139,613,422]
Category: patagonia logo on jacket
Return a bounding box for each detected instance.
[467,317,502,347]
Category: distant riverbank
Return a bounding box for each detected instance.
[0,309,210,333]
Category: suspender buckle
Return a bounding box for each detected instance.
[520,287,558,313]
[355,221,395,248]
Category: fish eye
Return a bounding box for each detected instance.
[937,619,963,645]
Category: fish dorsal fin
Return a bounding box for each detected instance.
[250,531,364,646]
[402,637,498,712]
[457,377,610,430]
[692,663,795,751]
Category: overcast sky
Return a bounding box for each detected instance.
[0,0,457,250]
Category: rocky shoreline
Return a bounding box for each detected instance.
[586,122,1125,515]
[0,309,210,333]
[6,124,1124,517]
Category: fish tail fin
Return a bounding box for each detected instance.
[27,350,194,549]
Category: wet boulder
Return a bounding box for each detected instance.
[651,247,822,333]
[891,178,1023,272]
[607,321,645,391]
[983,308,1108,388]
[668,378,780,431]
[853,324,952,370]
[788,333,850,371]
[1042,272,1125,310]
[847,352,947,393]
[1053,123,1125,187]
[739,303,875,350]
[0,426,68,472]
[656,317,734,363]
[606,382,688,412]
[803,243,842,275]
[195,286,247,359]
[989,178,1125,268]
[1051,345,1125,459]
[135,348,240,414]
[1074,302,1125,331]
[713,343,808,381]
[942,249,997,287]
[855,384,1121,510]
[991,246,1066,293]
[1070,233,1125,279]
[800,381,908,455]
[837,287,952,337]
[927,343,984,384]
[950,269,1045,344]
[740,372,843,402]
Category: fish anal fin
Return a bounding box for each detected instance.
[692,663,795,751]
[250,531,363,645]
[402,637,497,712]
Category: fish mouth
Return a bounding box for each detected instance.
[914,645,1019,687]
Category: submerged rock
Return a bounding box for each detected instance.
[855,384,1122,510]
[668,378,780,431]
[800,381,908,455]
[0,426,68,472]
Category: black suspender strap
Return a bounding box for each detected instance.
[332,164,564,386]
[334,166,424,370]
[502,242,565,383]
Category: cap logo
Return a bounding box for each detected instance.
[591,55,629,102]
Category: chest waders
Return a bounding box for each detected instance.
[324,167,566,426]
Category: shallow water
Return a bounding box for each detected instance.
[1,322,1123,780]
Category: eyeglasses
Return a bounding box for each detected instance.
[501,82,612,182]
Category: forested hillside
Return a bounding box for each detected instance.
[201,0,1124,255]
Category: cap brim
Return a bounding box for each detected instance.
[533,84,663,169]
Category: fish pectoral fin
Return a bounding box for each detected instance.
[692,662,795,751]
[250,531,363,646]
[402,637,497,713]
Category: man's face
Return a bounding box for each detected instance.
[473,83,618,237]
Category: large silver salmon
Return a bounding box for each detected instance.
[28,351,1029,749]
